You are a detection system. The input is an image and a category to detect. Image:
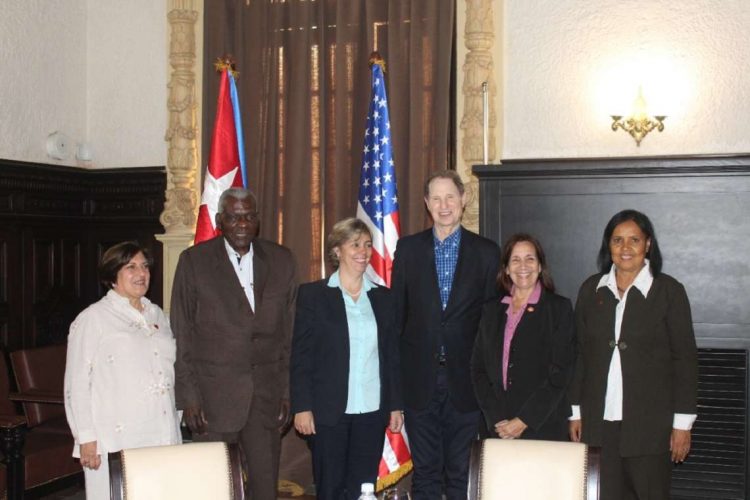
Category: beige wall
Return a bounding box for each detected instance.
[0,1,87,165]
[0,0,168,168]
[499,0,750,158]
[4,1,748,167]
[87,0,167,168]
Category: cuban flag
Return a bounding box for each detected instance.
[194,60,247,244]
[356,53,412,491]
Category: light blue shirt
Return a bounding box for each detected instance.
[327,270,381,414]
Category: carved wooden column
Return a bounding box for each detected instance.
[157,0,202,311]
[459,0,497,232]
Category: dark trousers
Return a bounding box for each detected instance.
[193,402,281,500]
[601,421,672,500]
[404,368,480,500]
[311,411,385,500]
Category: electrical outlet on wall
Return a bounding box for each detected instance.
[46,131,71,160]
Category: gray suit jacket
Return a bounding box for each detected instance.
[171,236,297,432]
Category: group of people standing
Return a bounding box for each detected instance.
[63,169,697,500]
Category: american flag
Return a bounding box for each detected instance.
[356,54,412,491]
[356,58,401,288]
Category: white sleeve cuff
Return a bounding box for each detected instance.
[673,413,696,430]
[76,429,98,444]
[569,405,581,421]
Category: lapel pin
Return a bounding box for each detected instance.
[526,306,535,313]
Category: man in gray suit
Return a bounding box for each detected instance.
[171,187,297,500]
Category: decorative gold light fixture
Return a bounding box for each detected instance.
[610,87,666,146]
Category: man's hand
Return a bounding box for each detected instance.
[277,398,292,434]
[495,418,527,439]
[670,429,691,463]
[183,405,208,435]
[389,411,404,433]
[294,411,316,435]
[80,441,101,470]
[569,419,582,442]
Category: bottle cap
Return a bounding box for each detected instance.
[361,483,375,493]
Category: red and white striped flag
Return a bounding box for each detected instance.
[194,59,247,244]
[355,53,412,491]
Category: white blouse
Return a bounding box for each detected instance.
[64,290,182,457]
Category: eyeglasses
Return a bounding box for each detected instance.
[222,212,260,224]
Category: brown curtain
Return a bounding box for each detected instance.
[203,0,455,282]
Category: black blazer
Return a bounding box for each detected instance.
[289,279,402,426]
[471,290,575,440]
[391,227,501,412]
[569,273,698,457]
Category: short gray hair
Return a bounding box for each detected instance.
[218,187,257,214]
[327,218,372,269]
[424,169,465,197]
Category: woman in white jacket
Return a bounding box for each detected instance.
[64,241,181,499]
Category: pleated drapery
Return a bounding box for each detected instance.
[203,0,455,281]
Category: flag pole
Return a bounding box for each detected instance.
[356,52,412,491]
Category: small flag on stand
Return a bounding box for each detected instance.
[194,58,247,244]
[355,52,412,491]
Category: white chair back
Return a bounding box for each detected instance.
[109,441,244,500]
[467,439,600,500]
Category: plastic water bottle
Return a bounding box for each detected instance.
[358,482,377,500]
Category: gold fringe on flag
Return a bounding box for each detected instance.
[214,56,239,79]
[376,460,413,492]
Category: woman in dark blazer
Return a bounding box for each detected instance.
[471,233,575,441]
[569,209,698,500]
[290,217,403,500]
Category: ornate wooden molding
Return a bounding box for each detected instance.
[474,154,750,179]
[460,0,496,232]
[0,161,166,349]
[0,160,165,219]
[162,1,200,234]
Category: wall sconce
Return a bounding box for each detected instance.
[610,87,666,146]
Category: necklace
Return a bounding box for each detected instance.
[343,285,362,297]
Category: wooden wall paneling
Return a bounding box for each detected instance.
[0,160,166,348]
[23,225,87,349]
[474,155,750,349]
[0,225,21,350]
[59,236,82,297]
[28,232,56,349]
